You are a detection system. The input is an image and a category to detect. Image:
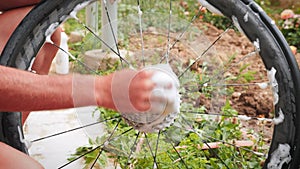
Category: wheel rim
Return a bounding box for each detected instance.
[1,0,299,168]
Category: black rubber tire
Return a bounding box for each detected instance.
[0,0,95,153]
[0,112,28,153]
[206,1,300,168]
[0,0,299,168]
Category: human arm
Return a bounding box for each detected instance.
[0,142,43,169]
[0,0,40,11]
[0,4,61,75]
[0,65,154,112]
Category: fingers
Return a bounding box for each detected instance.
[111,68,154,113]
[129,71,155,111]
[109,64,179,117]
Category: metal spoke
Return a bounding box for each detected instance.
[102,0,121,56]
[31,116,120,143]
[178,27,232,78]
[58,145,101,169]
[58,119,125,168]
[165,0,172,63]
[205,82,269,87]
[179,114,265,156]
[90,119,122,168]
[126,131,141,167]
[203,141,230,169]
[182,81,269,94]
[51,43,98,74]
[163,132,189,169]
[201,133,265,156]
[144,133,160,169]
[200,48,260,87]
[109,127,134,142]
[175,116,232,169]
[74,18,131,67]
[160,7,203,63]
[182,110,273,122]
[137,0,145,66]
[154,130,161,168]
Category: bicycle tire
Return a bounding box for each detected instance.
[0,112,28,154]
[205,1,300,168]
[1,0,300,168]
[0,0,96,154]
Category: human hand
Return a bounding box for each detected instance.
[95,68,155,113]
[74,64,180,132]
[111,68,155,113]
[110,64,180,132]
[72,67,155,112]
[98,64,180,114]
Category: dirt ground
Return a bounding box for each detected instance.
[197,21,300,118]
[126,19,299,119]
[194,21,300,142]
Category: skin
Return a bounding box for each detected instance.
[0,0,40,11]
[0,1,155,168]
[0,142,44,169]
[0,4,62,123]
[0,66,154,112]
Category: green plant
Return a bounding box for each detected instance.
[70,99,266,168]
[67,1,269,168]
[201,12,232,30]
[254,0,281,16]
[252,1,300,52]
[231,64,256,83]
[68,137,108,169]
[178,0,232,31]
[279,16,300,52]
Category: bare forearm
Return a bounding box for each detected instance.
[0,65,156,113]
[0,66,99,112]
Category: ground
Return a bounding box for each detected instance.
[196,21,300,118]
[116,17,299,119]
[195,20,300,142]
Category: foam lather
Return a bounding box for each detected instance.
[122,64,181,133]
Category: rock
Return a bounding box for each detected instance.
[232,92,241,98]
[83,49,130,71]
[84,49,120,70]
[69,31,84,43]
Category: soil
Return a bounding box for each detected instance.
[172,21,300,145]
[125,19,300,119]
[94,17,300,142]
[196,22,300,118]
[197,21,300,142]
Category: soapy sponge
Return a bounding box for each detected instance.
[122,64,181,133]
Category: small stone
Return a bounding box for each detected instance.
[232,92,241,98]
[148,27,157,33]
[224,72,232,78]
[84,49,120,70]
[69,31,83,43]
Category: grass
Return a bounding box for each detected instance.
[64,1,281,168]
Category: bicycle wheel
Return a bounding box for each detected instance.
[1,0,300,168]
